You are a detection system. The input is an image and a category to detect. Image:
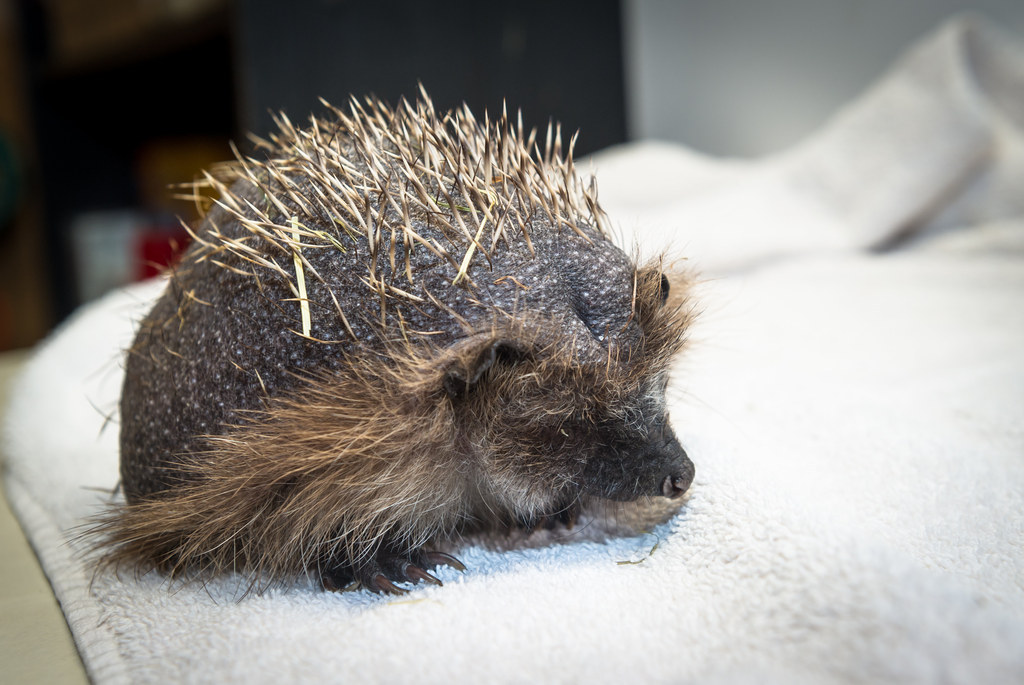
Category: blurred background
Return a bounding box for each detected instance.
[0,0,1022,351]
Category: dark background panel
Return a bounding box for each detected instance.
[235,0,626,156]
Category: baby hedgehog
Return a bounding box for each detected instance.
[99,90,695,594]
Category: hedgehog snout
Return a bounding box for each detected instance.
[656,433,694,499]
[592,424,695,501]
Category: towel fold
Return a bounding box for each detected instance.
[593,14,1024,271]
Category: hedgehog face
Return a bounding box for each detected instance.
[447,348,693,519]
[443,260,693,519]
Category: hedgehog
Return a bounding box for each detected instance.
[95,89,695,594]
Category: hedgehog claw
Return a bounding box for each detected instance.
[421,551,466,572]
[404,564,443,586]
[320,564,355,592]
[370,573,408,595]
[321,573,346,592]
[321,549,463,594]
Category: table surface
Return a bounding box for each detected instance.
[0,349,89,684]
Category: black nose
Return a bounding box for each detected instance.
[660,449,694,499]
[661,474,691,498]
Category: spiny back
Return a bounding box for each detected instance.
[120,90,649,501]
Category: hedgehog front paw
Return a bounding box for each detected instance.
[320,549,466,595]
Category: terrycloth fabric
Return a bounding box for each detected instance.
[3,14,1024,684]
[596,14,1024,271]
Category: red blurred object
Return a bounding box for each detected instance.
[135,225,191,280]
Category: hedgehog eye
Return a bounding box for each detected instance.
[660,274,670,306]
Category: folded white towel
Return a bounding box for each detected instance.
[593,14,1024,271]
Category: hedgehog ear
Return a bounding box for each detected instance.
[443,338,525,398]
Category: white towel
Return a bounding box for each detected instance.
[594,14,1024,271]
[3,14,1023,684]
